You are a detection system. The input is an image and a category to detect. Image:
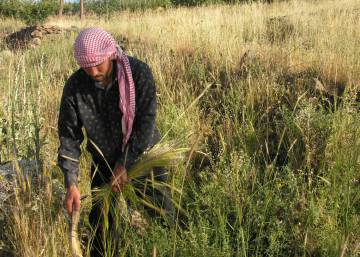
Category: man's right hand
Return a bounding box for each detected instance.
[64,185,81,216]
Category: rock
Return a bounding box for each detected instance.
[0,160,37,252]
[52,25,61,31]
[45,28,53,34]
[5,27,32,49]
[0,32,8,39]
[31,30,42,39]
[31,37,41,46]
[0,160,37,193]
[5,25,64,50]
[0,160,36,189]
[156,6,164,12]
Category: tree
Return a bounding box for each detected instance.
[80,0,84,19]
[59,0,64,16]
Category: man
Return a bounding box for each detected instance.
[57,28,171,256]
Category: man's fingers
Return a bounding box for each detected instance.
[64,185,80,215]
[73,197,81,211]
[118,172,128,184]
[66,197,73,215]
[112,176,126,187]
[110,168,129,192]
[112,184,119,193]
[123,173,129,183]
[111,177,127,192]
[65,196,80,214]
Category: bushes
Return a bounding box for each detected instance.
[171,0,286,7]
[85,0,171,13]
[0,0,289,22]
[0,0,57,25]
[171,0,208,7]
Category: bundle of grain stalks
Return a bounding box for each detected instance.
[70,141,191,257]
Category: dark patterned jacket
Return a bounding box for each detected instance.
[57,56,160,188]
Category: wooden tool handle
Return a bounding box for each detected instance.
[70,208,83,257]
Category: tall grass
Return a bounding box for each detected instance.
[1,0,360,256]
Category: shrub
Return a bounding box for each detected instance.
[171,0,208,7]
[85,0,171,14]
[0,0,57,25]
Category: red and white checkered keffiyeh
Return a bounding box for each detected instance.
[74,28,135,151]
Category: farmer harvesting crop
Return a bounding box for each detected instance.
[57,28,172,256]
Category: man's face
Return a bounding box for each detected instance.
[83,57,113,85]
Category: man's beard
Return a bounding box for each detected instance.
[95,62,113,85]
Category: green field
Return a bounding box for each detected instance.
[1,0,360,256]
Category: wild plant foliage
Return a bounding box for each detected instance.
[0,0,360,256]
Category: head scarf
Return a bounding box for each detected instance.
[74,28,135,151]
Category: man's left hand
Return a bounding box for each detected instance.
[110,165,129,193]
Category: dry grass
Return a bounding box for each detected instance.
[45,0,360,80]
[1,0,360,256]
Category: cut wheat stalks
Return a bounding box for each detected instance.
[70,141,191,256]
[128,143,190,179]
[92,142,190,214]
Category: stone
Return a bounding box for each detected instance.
[156,6,164,12]
[5,25,65,50]
[0,32,8,39]
[31,30,43,38]
[0,160,37,253]
[0,160,37,192]
[31,37,41,46]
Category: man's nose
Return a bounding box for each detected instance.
[87,67,99,77]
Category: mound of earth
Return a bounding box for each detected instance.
[4,25,78,50]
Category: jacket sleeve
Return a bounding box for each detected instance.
[57,81,84,188]
[116,62,158,171]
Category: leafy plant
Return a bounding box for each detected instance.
[0,0,57,25]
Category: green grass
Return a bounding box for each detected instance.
[1,0,360,256]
